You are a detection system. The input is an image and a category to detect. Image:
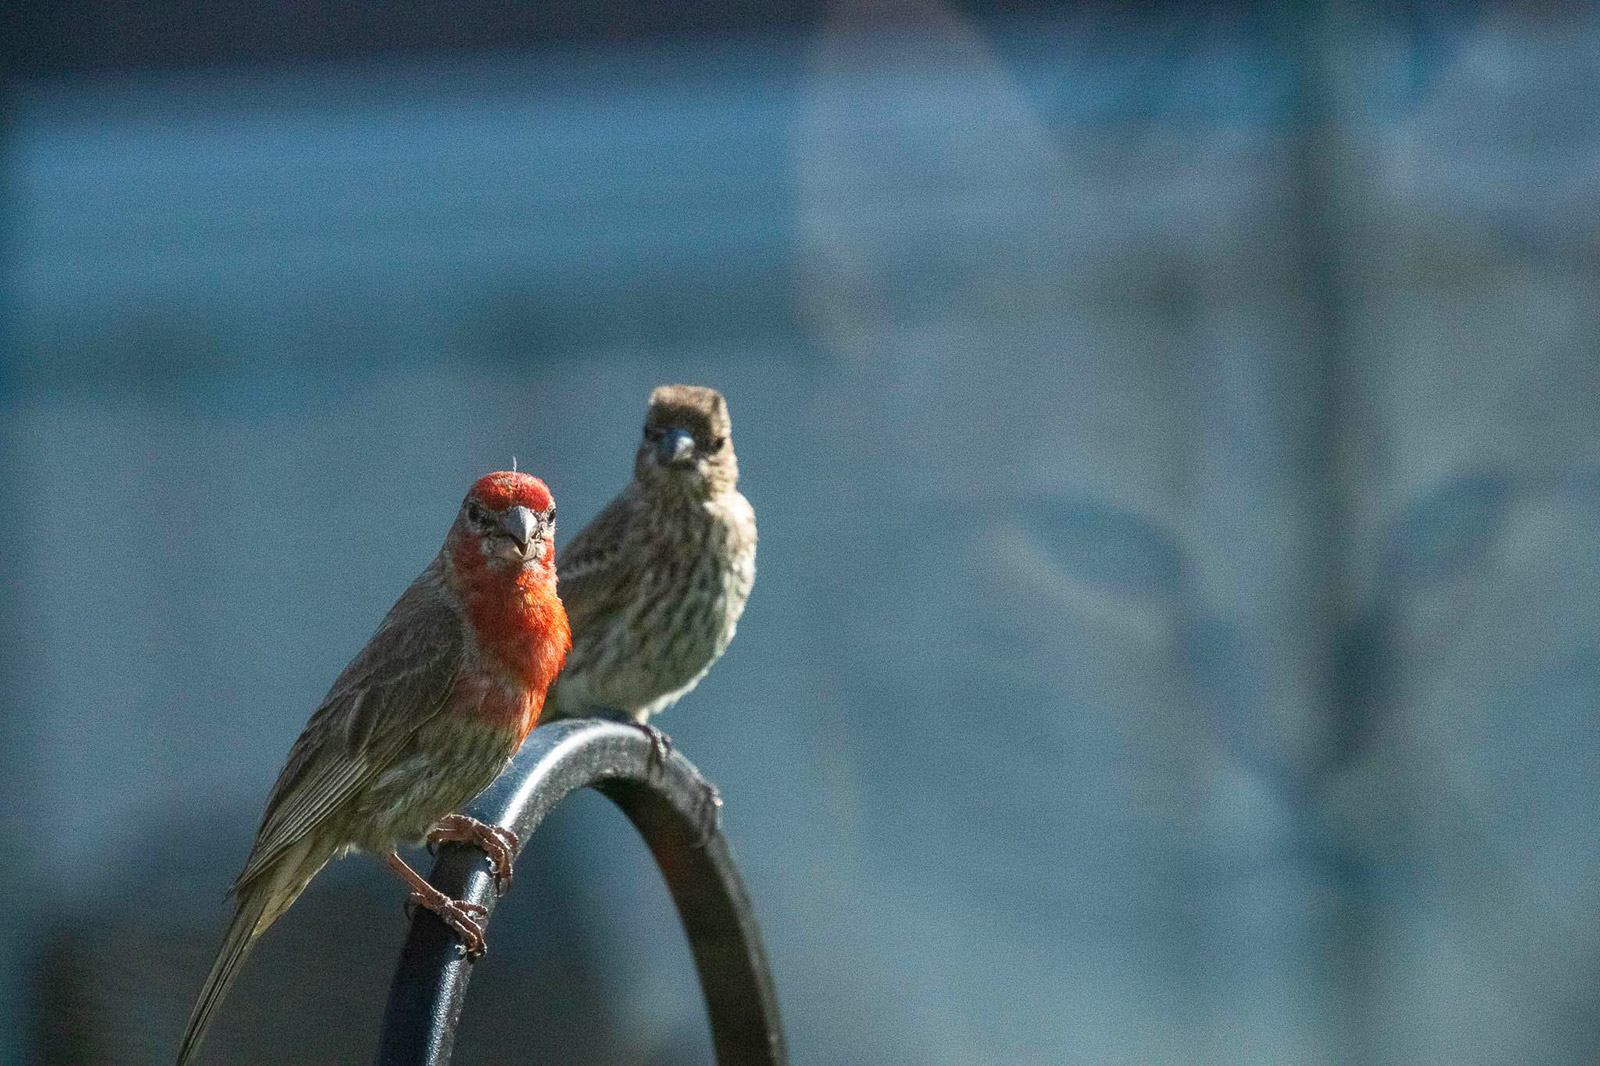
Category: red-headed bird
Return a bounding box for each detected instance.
[543,386,756,770]
[177,471,569,1066]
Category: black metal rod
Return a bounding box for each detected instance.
[375,718,787,1066]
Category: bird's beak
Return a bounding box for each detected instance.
[655,427,694,465]
[499,505,538,550]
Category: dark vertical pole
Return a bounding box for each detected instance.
[0,56,32,1066]
[1280,2,1377,1063]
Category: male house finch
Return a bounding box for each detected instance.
[177,471,569,1066]
[544,385,756,761]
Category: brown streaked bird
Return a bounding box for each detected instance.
[177,471,569,1066]
[544,385,756,772]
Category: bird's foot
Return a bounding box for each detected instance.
[386,850,490,960]
[692,779,723,847]
[630,721,673,774]
[405,891,489,960]
[427,815,519,896]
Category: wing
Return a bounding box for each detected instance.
[232,563,466,892]
[555,485,645,637]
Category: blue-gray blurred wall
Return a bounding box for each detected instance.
[4,4,1600,1065]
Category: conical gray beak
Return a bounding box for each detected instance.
[655,427,694,465]
[499,505,537,549]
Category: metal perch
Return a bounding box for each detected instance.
[375,718,787,1066]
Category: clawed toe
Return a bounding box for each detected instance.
[629,722,674,773]
[428,815,520,897]
[692,780,723,846]
[479,846,514,896]
[447,903,487,959]
[483,827,519,895]
[409,892,489,960]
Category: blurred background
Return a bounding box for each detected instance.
[5,1,1600,1063]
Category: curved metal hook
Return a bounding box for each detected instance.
[375,718,786,1066]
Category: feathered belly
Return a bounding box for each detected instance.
[344,713,520,852]
[565,540,754,716]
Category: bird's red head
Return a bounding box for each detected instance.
[453,471,558,575]
[468,471,555,514]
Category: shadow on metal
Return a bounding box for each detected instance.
[376,718,786,1066]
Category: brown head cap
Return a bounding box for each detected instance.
[636,385,738,493]
[646,385,731,445]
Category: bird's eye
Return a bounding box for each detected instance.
[710,436,727,451]
[466,502,487,524]
[643,425,664,442]
[544,505,555,521]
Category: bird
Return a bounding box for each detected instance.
[543,385,756,791]
[177,470,569,1066]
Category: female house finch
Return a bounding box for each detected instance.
[177,471,569,1066]
[544,385,756,761]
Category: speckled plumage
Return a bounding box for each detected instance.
[178,472,568,1066]
[546,384,756,725]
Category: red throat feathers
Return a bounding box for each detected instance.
[451,472,571,743]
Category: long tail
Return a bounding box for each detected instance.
[177,842,322,1065]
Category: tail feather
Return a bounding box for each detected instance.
[177,845,320,1065]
